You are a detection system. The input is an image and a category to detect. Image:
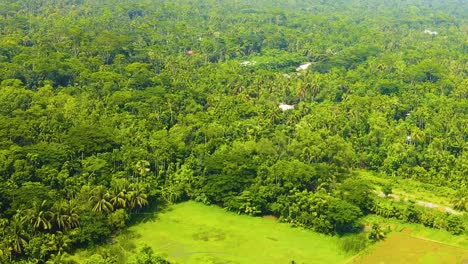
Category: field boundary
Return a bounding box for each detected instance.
[343,232,468,264]
[409,235,468,250]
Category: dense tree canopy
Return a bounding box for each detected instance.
[0,0,466,262]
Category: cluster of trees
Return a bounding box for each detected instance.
[0,0,466,262]
[371,197,465,235]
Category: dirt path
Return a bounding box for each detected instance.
[376,192,462,215]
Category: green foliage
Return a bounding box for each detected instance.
[451,189,467,212]
[446,215,465,235]
[129,246,171,264]
[73,213,111,246]
[273,191,362,234]
[0,0,465,261]
[339,234,369,254]
[382,185,393,196]
[370,197,465,235]
[368,224,386,242]
[84,254,111,264]
[339,179,374,212]
[327,199,363,234]
[107,209,129,230]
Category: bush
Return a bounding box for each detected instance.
[128,245,172,264]
[85,254,110,264]
[339,234,368,254]
[446,215,465,235]
[432,214,448,230]
[382,185,393,196]
[107,209,129,229]
[368,223,386,242]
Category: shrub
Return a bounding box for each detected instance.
[368,223,386,242]
[418,208,436,227]
[432,214,448,230]
[340,234,368,254]
[382,185,393,196]
[446,215,465,235]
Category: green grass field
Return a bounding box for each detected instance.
[124,201,350,264]
[71,201,467,264]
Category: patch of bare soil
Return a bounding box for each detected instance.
[262,215,278,221]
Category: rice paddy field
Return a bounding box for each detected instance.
[351,233,468,264]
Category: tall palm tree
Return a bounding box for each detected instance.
[6,212,29,255]
[110,179,131,209]
[26,200,52,231]
[452,192,467,212]
[51,202,67,231]
[110,190,129,209]
[65,200,80,229]
[128,183,148,210]
[89,186,114,214]
[51,200,80,230]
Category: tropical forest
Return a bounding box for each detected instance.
[0,0,467,263]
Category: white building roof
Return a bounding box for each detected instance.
[240,61,256,66]
[424,29,438,35]
[296,63,311,71]
[279,103,295,111]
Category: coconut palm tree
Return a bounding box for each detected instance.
[128,183,149,210]
[110,179,131,209]
[89,186,114,214]
[26,200,52,231]
[51,200,80,230]
[452,192,467,212]
[110,190,129,209]
[6,212,29,255]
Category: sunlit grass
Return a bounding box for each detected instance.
[360,214,468,248]
[354,170,457,206]
[351,232,468,264]
[127,201,351,263]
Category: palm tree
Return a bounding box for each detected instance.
[89,186,114,214]
[134,160,151,181]
[110,178,131,209]
[26,200,52,231]
[65,200,80,229]
[51,200,80,230]
[452,193,467,212]
[110,190,129,209]
[128,183,149,210]
[6,212,29,255]
[51,202,67,231]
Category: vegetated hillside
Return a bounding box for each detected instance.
[0,0,466,262]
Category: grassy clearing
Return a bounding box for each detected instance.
[71,201,467,264]
[351,233,468,264]
[354,170,457,206]
[71,201,352,263]
[125,201,350,264]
